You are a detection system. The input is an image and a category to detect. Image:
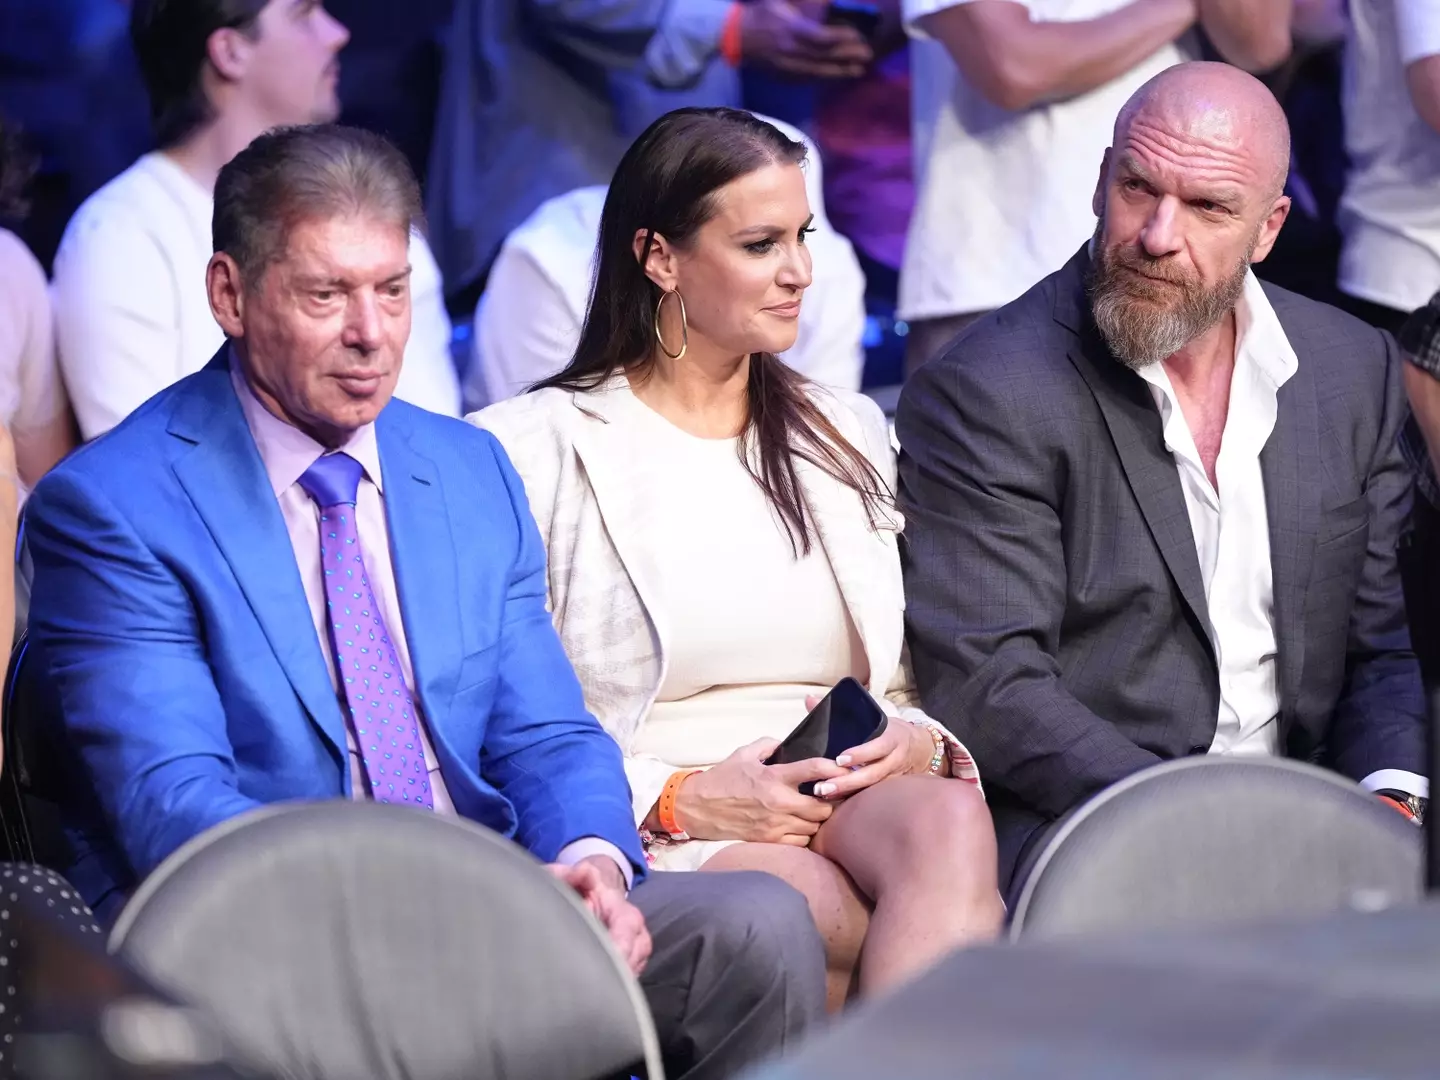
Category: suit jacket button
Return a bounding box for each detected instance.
[1188,745,1209,756]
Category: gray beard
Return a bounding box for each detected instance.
[1087,236,1253,372]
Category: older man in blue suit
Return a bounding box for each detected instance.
[26,123,825,1079]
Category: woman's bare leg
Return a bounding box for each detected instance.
[702,842,871,1012]
[811,775,1003,996]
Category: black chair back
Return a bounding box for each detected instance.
[14,883,250,1080]
[1397,510,1440,891]
[1,633,36,864]
[0,632,71,870]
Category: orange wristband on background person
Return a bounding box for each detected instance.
[658,770,699,838]
[720,2,744,66]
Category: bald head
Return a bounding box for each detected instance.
[1087,62,1295,368]
[1115,62,1290,200]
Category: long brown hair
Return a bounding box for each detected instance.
[533,107,888,555]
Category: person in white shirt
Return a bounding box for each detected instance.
[51,0,460,441]
[899,62,1429,901]
[900,0,1293,375]
[467,115,866,411]
[0,120,75,494]
[1338,0,1440,334]
[1338,0,1440,703]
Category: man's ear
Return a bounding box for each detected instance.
[633,229,679,292]
[1092,147,1112,220]
[1249,195,1292,265]
[207,253,247,338]
[206,25,254,82]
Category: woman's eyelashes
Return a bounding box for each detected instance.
[745,224,816,255]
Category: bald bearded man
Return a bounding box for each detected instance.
[898,61,1429,898]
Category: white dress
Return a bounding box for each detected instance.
[471,376,985,873]
[612,385,873,869]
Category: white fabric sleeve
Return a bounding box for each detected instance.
[51,212,186,440]
[469,243,580,411]
[0,233,64,435]
[642,0,735,87]
[1360,769,1429,800]
[525,0,732,89]
[1398,0,1440,64]
[904,0,1031,39]
[396,233,461,417]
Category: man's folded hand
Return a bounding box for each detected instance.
[549,857,652,974]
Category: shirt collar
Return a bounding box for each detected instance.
[1233,268,1299,390]
[230,355,384,498]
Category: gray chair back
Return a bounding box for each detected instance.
[1010,758,1423,941]
[110,802,663,1080]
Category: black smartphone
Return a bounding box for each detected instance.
[825,0,882,39]
[765,677,888,795]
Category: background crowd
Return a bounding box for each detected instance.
[0,0,1399,428]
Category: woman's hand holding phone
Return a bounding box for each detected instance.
[801,695,940,799]
[674,738,849,845]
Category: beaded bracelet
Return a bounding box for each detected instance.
[911,721,946,775]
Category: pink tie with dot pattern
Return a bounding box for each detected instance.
[297,452,434,809]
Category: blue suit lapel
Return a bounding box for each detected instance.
[376,411,463,739]
[166,352,349,762]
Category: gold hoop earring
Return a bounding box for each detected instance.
[655,289,688,360]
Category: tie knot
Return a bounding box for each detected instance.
[298,452,364,508]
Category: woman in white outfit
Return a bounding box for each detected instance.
[474,108,1003,1009]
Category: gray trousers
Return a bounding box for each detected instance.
[631,870,827,1080]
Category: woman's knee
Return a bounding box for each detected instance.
[887,778,998,879]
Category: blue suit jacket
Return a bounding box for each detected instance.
[26,353,644,922]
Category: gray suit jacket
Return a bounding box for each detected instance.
[897,247,1427,885]
[425,0,738,300]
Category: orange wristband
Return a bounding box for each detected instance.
[1378,794,1417,821]
[720,2,743,67]
[658,770,699,838]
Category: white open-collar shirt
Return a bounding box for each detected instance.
[1139,270,1425,797]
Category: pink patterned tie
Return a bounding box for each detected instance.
[298,452,434,809]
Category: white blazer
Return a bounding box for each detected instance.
[472,377,980,856]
